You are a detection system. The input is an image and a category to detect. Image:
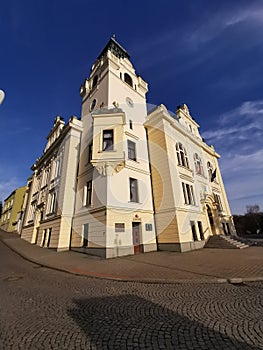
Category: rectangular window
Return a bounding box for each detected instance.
[48,192,56,213]
[213,193,223,211]
[103,130,113,151]
[197,221,204,240]
[129,120,133,129]
[145,223,153,231]
[84,181,92,205]
[129,178,139,202]
[88,143,93,163]
[182,183,195,205]
[115,223,125,232]
[191,221,198,241]
[128,140,136,161]
[83,223,89,247]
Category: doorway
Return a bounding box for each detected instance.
[132,222,141,254]
[206,205,215,235]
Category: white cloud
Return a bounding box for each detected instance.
[202,99,263,214]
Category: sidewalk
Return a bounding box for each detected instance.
[1,229,263,283]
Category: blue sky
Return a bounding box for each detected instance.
[0,0,263,214]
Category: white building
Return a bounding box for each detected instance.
[21,37,235,257]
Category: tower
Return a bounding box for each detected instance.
[72,37,157,258]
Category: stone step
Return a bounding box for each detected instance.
[205,235,249,249]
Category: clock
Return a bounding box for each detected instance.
[126,97,134,108]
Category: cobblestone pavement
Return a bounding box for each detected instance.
[0,241,263,350]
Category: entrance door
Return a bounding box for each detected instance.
[132,222,141,254]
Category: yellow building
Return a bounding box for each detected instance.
[20,37,235,257]
[21,116,82,250]
[0,186,26,232]
[145,104,235,252]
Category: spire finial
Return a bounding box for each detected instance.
[111,34,116,40]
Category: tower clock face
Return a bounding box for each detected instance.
[126,97,134,108]
[90,99,97,112]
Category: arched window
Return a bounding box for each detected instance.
[176,143,189,168]
[124,73,133,87]
[92,75,98,89]
[194,153,204,175]
[207,162,213,181]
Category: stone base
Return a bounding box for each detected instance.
[158,240,206,253]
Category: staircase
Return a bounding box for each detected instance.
[205,235,249,249]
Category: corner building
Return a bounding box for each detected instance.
[71,38,157,258]
[21,37,235,257]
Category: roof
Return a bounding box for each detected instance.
[97,35,130,60]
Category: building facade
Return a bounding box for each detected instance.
[21,37,235,257]
[21,116,82,251]
[145,103,234,252]
[0,186,26,232]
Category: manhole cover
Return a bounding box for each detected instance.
[3,276,23,282]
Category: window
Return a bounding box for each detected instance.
[88,143,93,163]
[207,162,213,181]
[83,181,92,206]
[129,120,133,129]
[213,193,223,211]
[128,140,136,161]
[92,75,98,89]
[194,153,204,175]
[197,221,205,240]
[191,221,198,241]
[103,130,114,151]
[83,224,89,247]
[182,182,195,205]
[115,223,125,232]
[48,192,56,214]
[145,223,153,231]
[129,178,139,202]
[176,143,189,168]
[124,73,133,87]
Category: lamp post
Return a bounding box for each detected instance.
[0,90,5,104]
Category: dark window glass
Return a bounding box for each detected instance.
[103,130,113,151]
[124,73,133,87]
[129,178,139,202]
[128,140,136,161]
[86,181,92,206]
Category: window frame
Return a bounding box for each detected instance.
[129,177,139,203]
[176,142,189,168]
[102,129,114,151]
[182,182,195,205]
[194,153,204,175]
[127,140,137,161]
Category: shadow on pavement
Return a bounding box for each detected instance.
[68,294,259,349]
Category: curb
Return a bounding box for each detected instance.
[1,234,263,285]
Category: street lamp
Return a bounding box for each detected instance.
[0,90,5,104]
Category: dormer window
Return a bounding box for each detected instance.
[92,75,98,89]
[124,73,133,87]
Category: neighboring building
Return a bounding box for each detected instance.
[21,116,82,250]
[0,186,26,232]
[21,37,235,257]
